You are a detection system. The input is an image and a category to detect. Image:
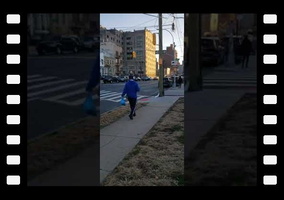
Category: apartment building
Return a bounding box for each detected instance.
[122,29,156,77]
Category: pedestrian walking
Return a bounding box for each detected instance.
[121,74,140,120]
[177,76,183,88]
[240,34,252,69]
[84,51,100,115]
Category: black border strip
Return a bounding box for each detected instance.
[1,12,27,188]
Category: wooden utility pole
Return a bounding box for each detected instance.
[184,14,202,92]
[158,13,164,97]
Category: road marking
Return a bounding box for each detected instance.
[28,76,57,83]
[27,74,41,79]
[43,88,86,101]
[100,93,121,99]
[28,79,74,90]
[28,80,88,98]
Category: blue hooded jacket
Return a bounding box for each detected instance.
[122,80,140,98]
[86,52,100,92]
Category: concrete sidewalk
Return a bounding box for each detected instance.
[27,84,184,186]
[185,56,257,157]
[100,85,184,183]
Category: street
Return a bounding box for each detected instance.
[27,53,161,139]
[100,80,159,113]
[27,53,98,140]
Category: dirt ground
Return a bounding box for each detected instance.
[184,93,257,186]
[102,98,184,186]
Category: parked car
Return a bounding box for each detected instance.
[82,36,97,52]
[36,36,62,55]
[102,75,119,83]
[60,36,81,53]
[134,76,141,81]
[141,76,151,81]
[117,76,126,82]
[201,37,225,66]
[163,77,173,88]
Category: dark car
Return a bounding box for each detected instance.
[82,36,98,52]
[60,36,81,53]
[201,37,225,66]
[163,77,173,88]
[103,75,119,83]
[36,36,81,55]
[36,37,62,55]
[117,76,126,82]
[141,76,150,81]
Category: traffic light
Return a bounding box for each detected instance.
[132,51,136,58]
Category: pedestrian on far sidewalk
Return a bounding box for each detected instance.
[177,76,183,88]
[240,34,252,69]
[121,74,140,120]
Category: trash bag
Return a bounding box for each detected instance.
[120,97,126,106]
[83,93,96,116]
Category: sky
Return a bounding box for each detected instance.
[100,13,184,63]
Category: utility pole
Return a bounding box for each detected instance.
[184,13,202,92]
[158,13,164,97]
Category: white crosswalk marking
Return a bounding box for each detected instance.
[28,79,74,90]
[203,72,256,88]
[28,80,88,98]
[27,74,41,79]
[27,75,148,106]
[43,88,86,101]
[28,76,57,83]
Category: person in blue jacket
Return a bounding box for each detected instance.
[86,51,100,93]
[84,52,100,116]
[121,75,140,120]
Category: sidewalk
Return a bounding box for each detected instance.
[100,85,184,183]
[27,84,184,186]
[185,56,257,157]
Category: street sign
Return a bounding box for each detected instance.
[100,53,104,67]
[171,60,178,66]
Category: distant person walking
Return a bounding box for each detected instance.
[177,76,183,88]
[240,34,252,69]
[121,75,140,120]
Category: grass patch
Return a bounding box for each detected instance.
[184,93,257,186]
[102,97,184,186]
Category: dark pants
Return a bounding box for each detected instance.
[242,54,250,68]
[128,97,137,116]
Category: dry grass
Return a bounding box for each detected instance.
[102,98,184,186]
[185,93,257,186]
[28,115,99,180]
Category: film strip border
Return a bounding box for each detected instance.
[260,13,279,186]
[1,13,27,187]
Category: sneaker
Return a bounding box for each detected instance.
[133,112,136,117]
[129,115,133,120]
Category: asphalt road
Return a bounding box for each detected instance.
[27,53,160,140]
[27,53,97,140]
[100,80,159,114]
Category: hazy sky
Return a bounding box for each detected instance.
[100,13,184,63]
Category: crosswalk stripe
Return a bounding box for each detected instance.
[28,76,57,83]
[203,80,256,83]
[27,74,41,79]
[28,79,74,90]
[28,80,88,98]
[100,93,121,99]
[137,96,147,100]
[43,88,86,101]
